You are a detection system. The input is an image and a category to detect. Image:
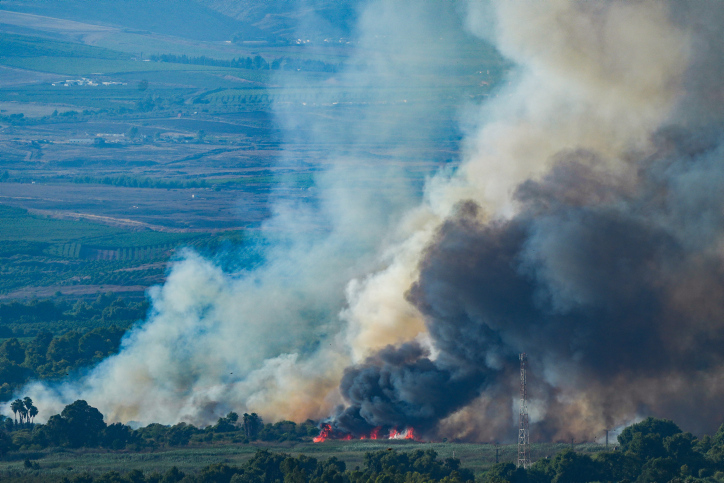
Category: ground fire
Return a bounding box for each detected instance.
[313,423,419,443]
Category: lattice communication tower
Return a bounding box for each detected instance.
[518,353,531,469]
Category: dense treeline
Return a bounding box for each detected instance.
[0,294,148,336]
[72,175,208,190]
[0,295,149,400]
[2,400,317,452]
[3,400,724,482]
[149,53,339,73]
[484,417,724,482]
[0,326,128,401]
[3,401,473,482]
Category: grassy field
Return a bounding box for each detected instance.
[0,440,607,480]
[0,204,207,247]
[0,32,128,60]
[0,56,277,77]
[0,204,128,242]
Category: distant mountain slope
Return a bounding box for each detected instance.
[0,0,267,41]
[194,0,359,40]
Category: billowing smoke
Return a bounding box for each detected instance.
[5,0,477,427]
[8,0,724,443]
[338,135,724,440]
[329,0,724,441]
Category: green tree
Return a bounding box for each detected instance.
[196,462,241,483]
[243,412,263,440]
[618,417,682,453]
[0,338,26,364]
[636,457,679,482]
[213,412,240,433]
[60,400,107,447]
[21,396,36,426]
[166,422,195,446]
[544,450,601,483]
[161,466,185,482]
[483,462,528,483]
[664,432,703,472]
[95,470,125,483]
[0,430,14,458]
[43,414,69,446]
[102,422,134,449]
[10,399,23,424]
[593,451,639,482]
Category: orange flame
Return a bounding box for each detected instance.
[313,424,420,442]
[313,423,332,443]
[389,427,418,440]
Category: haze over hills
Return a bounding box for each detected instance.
[0,0,359,42]
[196,0,359,41]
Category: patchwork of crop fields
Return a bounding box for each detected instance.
[0,204,244,298]
[0,10,505,301]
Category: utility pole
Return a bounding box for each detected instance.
[605,430,609,450]
[517,353,531,469]
[495,443,499,464]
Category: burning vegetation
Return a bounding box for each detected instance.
[10,0,724,447]
[313,423,418,443]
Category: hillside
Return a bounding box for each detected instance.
[0,0,265,41]
[195,0,359,40]
[0,0,360,42]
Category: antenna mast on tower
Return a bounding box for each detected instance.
[518,353,531,469]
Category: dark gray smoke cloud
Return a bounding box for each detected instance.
[324,0,724,442]
[13,0,724,443]
[336,340,489,435]
[335,124,724,440]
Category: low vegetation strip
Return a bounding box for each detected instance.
[0,205,127,243]
[0,33,129,60]
[149,53,339,73]
[72,175,209,190]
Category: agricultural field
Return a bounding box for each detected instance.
[0,204,244,299]
[0,439,605,481]
[0,1,506,302]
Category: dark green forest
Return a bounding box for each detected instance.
[483,418,724,482]
[0,295,148,400]
[3,401,315,451]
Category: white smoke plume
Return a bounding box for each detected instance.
[7,0,476,426]
[9,0,724,442]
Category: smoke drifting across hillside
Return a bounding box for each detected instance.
[10,0,724,442]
